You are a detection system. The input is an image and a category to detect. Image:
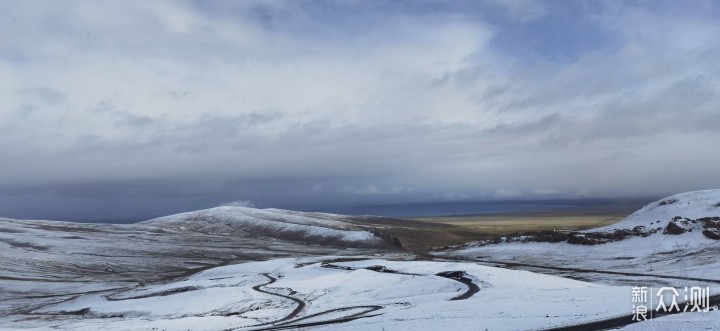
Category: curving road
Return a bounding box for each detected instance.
[440,256,720,284]
[250,273,306,324]
[438,256,720,330]
[238,263,482,330]
[243,272,384,330]
[435,271,480,300]
[321,263,480,300]
[245,263,482,330]
[255,306,384,330]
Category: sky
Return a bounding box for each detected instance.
[1,0,720,220]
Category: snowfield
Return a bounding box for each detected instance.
[3,190,720,330]
[5,258,633,331]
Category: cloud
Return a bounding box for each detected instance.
[437,192,473,201]
[574,190,590,197]
[220,200,256,208]
[532,189,558,195]
[1,1,720,219]
[19,87,67,105]
[493,189,522,198]
[342,185,413,196]
[482,0,548,22]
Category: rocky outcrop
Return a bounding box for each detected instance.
[703,229,720,240]
[480,226,659,246]
[699,217,720,228]
[529,231,569,243]
[564,227,656,245]
[664,221,687,235]
[661,216,720,236]
[701,217,720,240]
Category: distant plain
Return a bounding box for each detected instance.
[413,211,626,236]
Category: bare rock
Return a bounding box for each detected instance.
[703,228,720,240]
[664,221,686,235]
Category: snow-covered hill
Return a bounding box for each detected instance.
[0,213,406,320]
[142,206,386,248]
[595,189,720,231]
[442,189,720,284]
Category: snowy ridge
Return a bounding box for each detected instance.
[595,189,720,231]
[142,206,384,247]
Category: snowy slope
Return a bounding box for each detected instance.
[595,189,720,231]
[143,206,385,247]
[5,257,633,331]
[0,214,400,319]
[443,190,720,284]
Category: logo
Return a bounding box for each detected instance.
[632,286,711,321]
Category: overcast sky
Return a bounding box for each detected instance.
[1,0,720,220]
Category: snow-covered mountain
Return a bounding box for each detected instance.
[142,206,386,248]
[596,189,720,231]
[0,208,405,320]
[444,189,720,285]
[455,189,720,247]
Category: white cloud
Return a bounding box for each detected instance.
[493,188,522,198]
[0,0,719,207]
[342,185,413,195]
[574,190,590,197]
[532,189,558,195]
[483,0,548,22]
[220,200,256,208]
[438,192,472,201]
